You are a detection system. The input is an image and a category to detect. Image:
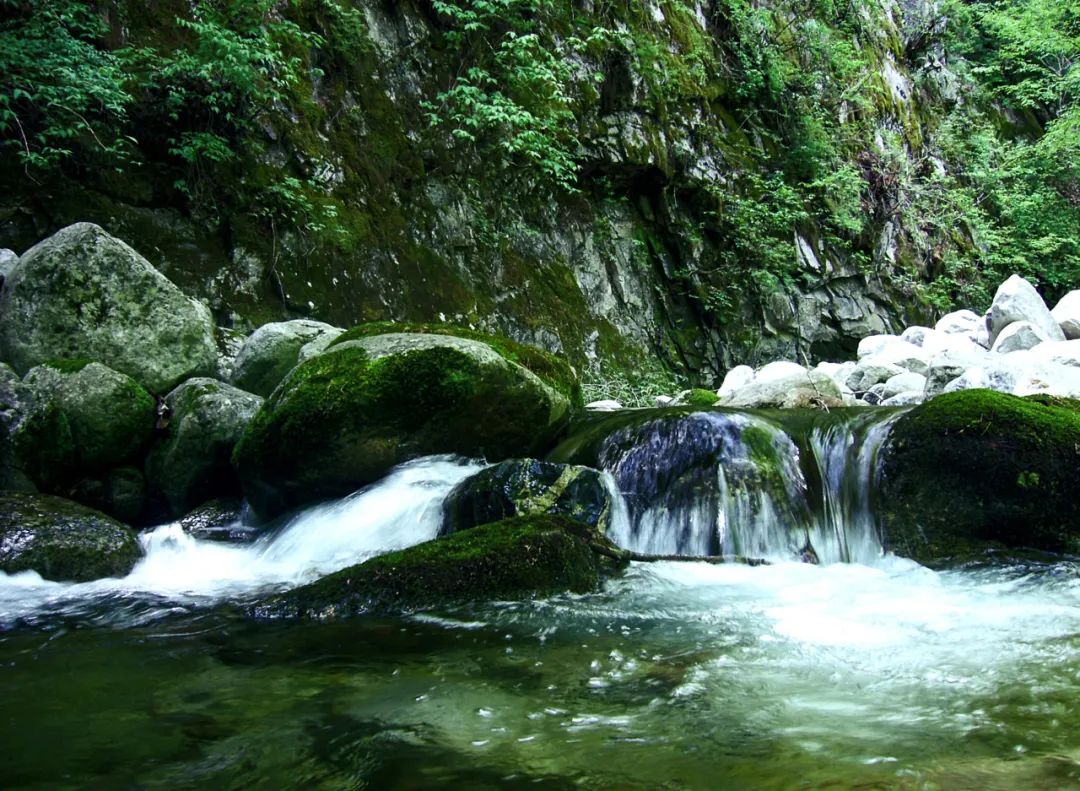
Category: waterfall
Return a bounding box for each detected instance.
[597,409,903,564]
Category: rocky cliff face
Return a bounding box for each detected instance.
[0,0,946,392]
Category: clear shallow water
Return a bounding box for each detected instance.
[2,453,1080,788]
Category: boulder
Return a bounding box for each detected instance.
[1051,291,1080,340]
[989,320,1052,354]
[179,498,256,543]
[718,370,842,409]
[881,391,925,406]
[230,320,343,397]
[925,349,986,397]
[654,395,675,407]
[1,365,75,490]
[986,274,1065,346]
[880,390,1080,564]
[69,467,147,525]
[0,248,17,284]
[935,310,982,336]
[0,223,218,393]
[718,365,755,398]
[252,515,628,618]
[857,334,902,360]
[586,399,624,411]
[755,361,807,383]
[0,493,143,581]
[881,372,927,400]
[441,459,614,536]
[847,362,906,394]
[22,361,155,472]
[1031,340,1080,368]
[900,326,934,347]
[234,333,573,519]
[147,379,262,518]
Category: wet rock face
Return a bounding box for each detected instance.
[441,459,613,537]
[0,223,218,394]
[252,515,628,619]
[234,332,573,520]
[879,390,1080,565]
[0,493,143,582]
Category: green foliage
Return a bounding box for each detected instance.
[0,0,132,171]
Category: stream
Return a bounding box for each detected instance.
[2,409,1080,789]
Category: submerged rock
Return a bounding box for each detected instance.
[880,389,1080,564]
[147,379,262,519]
[230,320,343,397]
[234,332,573,519]
[0,493,143,581]
[0,223,218,393]
[253,515,628,618]
[442,459,613,536]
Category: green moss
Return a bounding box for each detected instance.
[685,388,719,407]
[880,389,1080,564]
[235,340,571,518]
[328,322,583,407]
[253,514,628,618]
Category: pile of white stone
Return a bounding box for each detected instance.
[586,274,1080,411]
[716,274,1080,408]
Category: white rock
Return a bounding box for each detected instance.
[935,309,982,336]
[1030,339,1080,368]
[1051,290,1080,340]
[990,320,1053,354]
[987,274,1065,345]
[813,361,858,390]
[882,391,925,406]
[654,395,675,408]
[881,372,927,400]
[900,326,933,347]
[586,399,623,411]
[857,334,903,360]
[719,370,842,409]
[718,365,755,398]
[755,361,807,383]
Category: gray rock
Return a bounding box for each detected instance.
[0,224,218,393]
[846,362,906,394]
[881,391,925,406]
[230,320,343,397]
[987,274,1065,345]
[147,378,263,518]
[0,248,17,283]
[441,459,613,536]
[22,361,155,471]
[989,320,1052,354]
[935,310,982,336]
[924,351,977,397]
[0,492,142,582]
[654,395,675,408]
[1051,291,1080,340]
[881,372,927,400]
[719,370,842,409]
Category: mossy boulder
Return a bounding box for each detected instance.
[0,493,143,582]
[147,379,262,519]
[1,364,76,491]
[234,333,573,519]
[328,322,583,408]
[230,319,343,397]
[22,361,156,472]
[70,466,147,525]
[879,389,1080,564]
[0,223,218,393]
[441,459,614,536]
[252,514,628,618]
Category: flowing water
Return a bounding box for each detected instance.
[3,411,1080,789]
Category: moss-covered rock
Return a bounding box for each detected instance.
[22,361,155,471]
[70,466,147,525]
[147,378,262,519]
[441,459,614,536]
[230,319,343,397]
[879,390,1080,564]
[329,322,583,407]
[0,493,143,582]
[234,333,573,519]
[0,223,219,394]
[252,514,628,618]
